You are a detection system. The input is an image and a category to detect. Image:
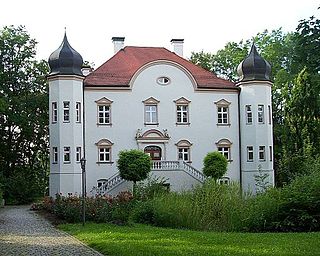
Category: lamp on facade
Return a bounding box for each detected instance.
[80,157,86,226]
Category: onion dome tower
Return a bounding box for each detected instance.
[237,43,274,194]
[48,32,83,76]
[47,32,84,197]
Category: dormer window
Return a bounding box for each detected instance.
[157,77,170,85]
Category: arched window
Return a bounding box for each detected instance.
[216,139,232,161]
[175,139,192,162]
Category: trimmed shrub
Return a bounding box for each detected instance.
[202,151,228,180]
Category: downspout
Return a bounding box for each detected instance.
[237,86,243,193]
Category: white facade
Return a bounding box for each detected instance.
[48,39,274,197]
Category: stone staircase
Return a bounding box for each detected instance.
[95,160,205,196]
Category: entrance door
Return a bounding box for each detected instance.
[144,146,162,160]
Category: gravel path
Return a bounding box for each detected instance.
[0,205,103,256]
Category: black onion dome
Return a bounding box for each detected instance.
[48,32,83,76]
[237,43,271,82]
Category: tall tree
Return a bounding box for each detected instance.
[0,25,49,203]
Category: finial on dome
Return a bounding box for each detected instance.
[237,42,271,82]
[48,31,83,77]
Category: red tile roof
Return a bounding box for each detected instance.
[84,46,236,89]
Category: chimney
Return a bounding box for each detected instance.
[170,39,184,57]
[112,37,125,54]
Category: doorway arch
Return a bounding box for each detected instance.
[144,145,162,160]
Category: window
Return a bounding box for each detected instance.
[95,97,113,125]
[218,147,230,160]
[52,102,57,123]
[98,105,111,124]
[63,147,70,163]
[52,147,58,164]
[268,105,272,125]
[99,148,110,162]
[157,76,170,85]
[143,97,159,125]
[246,105,252,124]
[76,102,81,123]
[174,97,190,125]
[247,146,254,162]
[176,139,192,162]
[76,147,81,162]
[145,105,158,124]
[178,148,189,161]
[215,99,231,125]
[269,146,273,162]
[259,146,265,161]
[97,179,107,188]
[258,105,264,124]
[216,139,232,161]
[219,177,230,185]
[63,101,70,122]
[96,139,114,163]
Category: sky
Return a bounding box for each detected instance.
[1,0,319,67]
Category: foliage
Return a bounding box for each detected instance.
[60,222,320,256]
[134,176,169,201]
[202,151,228,180]
[254,165,271,194]
[42,191,134,224]
[117,150,151,183]
[0,25,49,203]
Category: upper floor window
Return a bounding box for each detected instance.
[63,101,70,122]
[143,97,159,125]
[95,139,114,164]
[76,102,81,123]
[76,147,81,162]
[258,105,264,124]
[259,146,266,161]
[63,146,71,163]
[52,102,57,123]
[247,146,254,162]
[246,105,253,124]
[174,97,191,125]
[52,147,58,164]
[95,97,113,125]
[216,139,232,161]
[215,99,231,126]
[176,139,192,162]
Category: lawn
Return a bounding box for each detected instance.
[59,223,320,256]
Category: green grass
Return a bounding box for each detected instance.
[59,223,320,256]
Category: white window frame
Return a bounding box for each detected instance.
[76,147,81,162]
[174,97,191,125]
[247,146,254,162]
[143,97,160,125]
[216,139,232,161]
[245,105,253,124]
[63,101,70,122]
[215,99,231,126]
[63,146,71,163]
[95,97,113,125]
[52,147,58,164]
[52,102,57,123]
[176,139,192,162]
[258,105,264,124]
[95,139,114,164]
[76,102,81,123]
[259,146,266,161]
[97,179,107,188]
[99,147,111,163]
[218,146,230,161]
[218,177,230,185]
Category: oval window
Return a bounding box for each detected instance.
[157,76,170,85]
